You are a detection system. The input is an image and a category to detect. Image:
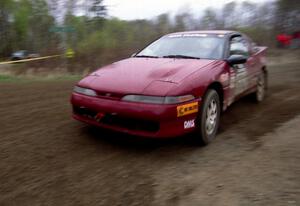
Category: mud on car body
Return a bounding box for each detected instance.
[71,30,268,145]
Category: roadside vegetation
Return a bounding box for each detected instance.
[0,0,299,72]
[0,73,82,82]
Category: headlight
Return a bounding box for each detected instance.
[164,95,196,104]
[122,94,195,104]
[73,86,97,97]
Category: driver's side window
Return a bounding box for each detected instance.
[230,36,249,57]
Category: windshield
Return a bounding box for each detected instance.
[14,50,26,55]
[136,34,225,59]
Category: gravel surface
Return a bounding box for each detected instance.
[1,51,300,206]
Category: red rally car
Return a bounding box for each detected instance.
[71,30,267,145]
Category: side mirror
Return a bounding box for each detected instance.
[131,53,137,57]
[227,55,247,65]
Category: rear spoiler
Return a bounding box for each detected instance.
[254,46,268,54]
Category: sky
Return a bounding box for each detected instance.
[104,0,269,20]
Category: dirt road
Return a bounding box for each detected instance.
[1,51,300,205]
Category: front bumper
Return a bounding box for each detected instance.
[71,93,200,138]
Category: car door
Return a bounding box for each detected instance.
[247,39,263,90]
[228,35,251,98]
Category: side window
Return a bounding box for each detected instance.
[230,36,249,57]
[23,50,28,57]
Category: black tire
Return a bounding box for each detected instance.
[194,89,221,145]
[253,71,267,103]
[11,57,20,61]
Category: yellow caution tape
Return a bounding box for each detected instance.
[0,54,63,65]
[66,48,75,58]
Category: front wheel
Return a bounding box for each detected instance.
[194,89,221,145]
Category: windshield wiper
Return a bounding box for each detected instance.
[163,55,200,59]
[135,55,159,58]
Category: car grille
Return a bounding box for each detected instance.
[73,106,97,119]
[95,91,123,100]
[73,106,160,133]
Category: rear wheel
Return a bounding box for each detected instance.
[12,57,20,61]
[194,89,221,145]
[254,72,267,102]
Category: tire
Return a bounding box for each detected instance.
[253,71,267,103]
[194,89,221,145]
[11,57,20,61]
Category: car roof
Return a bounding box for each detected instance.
[166,30,236,36]
[15,50,27,53]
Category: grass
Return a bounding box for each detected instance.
[0,74,21,82]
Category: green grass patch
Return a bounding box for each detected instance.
[0,74,21,82]
[43,74,83,81]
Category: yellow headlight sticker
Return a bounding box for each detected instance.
[177,102,199,117]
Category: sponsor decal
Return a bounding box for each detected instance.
[168,34,208,38]
[177,102,198,117]
[183,34,207,37]
[220,73,229,83]
[234,66,248,95]
[229,69,236,89]
[184,119,195,129]
[229,76,235,89]
[261,56,267,64]
[168,34,182,38]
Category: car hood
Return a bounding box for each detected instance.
[78,57,218,95]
